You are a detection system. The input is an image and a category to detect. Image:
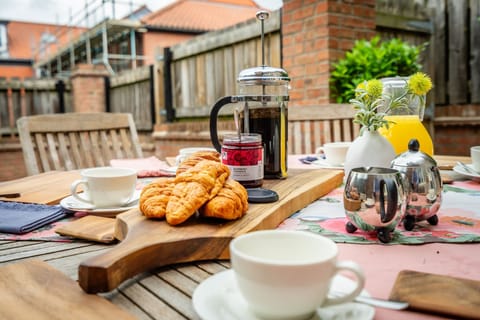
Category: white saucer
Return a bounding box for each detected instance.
[453,163,480,181]
[311,158,344,170]
[60,190,140,216]
[192,270,374,320]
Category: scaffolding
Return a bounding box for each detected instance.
[33,0,150,78]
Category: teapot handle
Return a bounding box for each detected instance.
[379,179,398,223]
[209,96,236,152]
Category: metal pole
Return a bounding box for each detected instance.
[256,10,269,67]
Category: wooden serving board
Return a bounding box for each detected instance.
[389,270,480,319]
[0,259,135,320]
[78,169,343,293]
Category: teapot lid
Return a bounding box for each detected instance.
[391,139,438,167]
[238,65,290,86]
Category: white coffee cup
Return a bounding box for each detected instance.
[175,147,217,165]
[316,142,351,166]
[471,146,480,172]
[70,167,137,208]
[230,230,365,320]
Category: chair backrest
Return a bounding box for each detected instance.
[288,104,360,154]
[17,112,143,175]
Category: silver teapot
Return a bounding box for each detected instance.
[391,139,443,231]
[343,167,407,243]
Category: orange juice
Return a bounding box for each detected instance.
[378,115,434,156]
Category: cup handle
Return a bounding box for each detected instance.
[315,146,324,154]
[323,260,365,307]
[70,179,92,204]
[379,179,398,223]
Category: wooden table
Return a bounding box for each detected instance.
[0,156,478,320]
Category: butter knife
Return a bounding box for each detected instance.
[354,295,409,310]
[0,193,21,198]
[457,161,480,175]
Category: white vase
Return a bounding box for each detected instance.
[343,130,396,179]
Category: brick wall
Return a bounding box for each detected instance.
[70,64,110,112]
[282,0,375,106]
[433,104,480,156]
[0,141,26,182]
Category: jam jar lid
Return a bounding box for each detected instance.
[391,139,438,168]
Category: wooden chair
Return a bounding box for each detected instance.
[17,112,143,175]
[288,104,360,154]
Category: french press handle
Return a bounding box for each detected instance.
[209,96,239,152]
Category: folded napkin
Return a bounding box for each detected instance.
[0,201,69,234]
[110,156,176,177]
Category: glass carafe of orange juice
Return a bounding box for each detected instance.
[378,77,434,156]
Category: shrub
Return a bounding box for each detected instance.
[330,36,425,103]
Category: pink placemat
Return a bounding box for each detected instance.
[110,156,175,177]
[278,181,480,244]
[2,178,479,243]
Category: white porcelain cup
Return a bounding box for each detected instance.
[471,146,480,172]
[175,147,217,165]
[70,167,137,208]
[316,142,352,166]
[230,230,365,320]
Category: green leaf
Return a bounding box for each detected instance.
[330,37,426,103]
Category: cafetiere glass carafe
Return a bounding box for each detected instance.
[209,11,290,179]
[210,65,290,179]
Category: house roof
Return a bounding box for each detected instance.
[142,0,261,32]
[5,21,87,61]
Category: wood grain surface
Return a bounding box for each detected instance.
[0,171,81,204]
[78,169,344,293]
[389,270,480,319]
[55,215,117,243]
[0,259,136,320]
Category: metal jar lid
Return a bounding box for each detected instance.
[391,139,438,168]
[237,66,290,86]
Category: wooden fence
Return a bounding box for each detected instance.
[164,10,282,119]
[376,0,480,107]
[0,65,155,136]
[0,78,71,137]
[108,65,155,131]
[1,1,479,137]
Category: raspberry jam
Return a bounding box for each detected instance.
[221,133,264,188]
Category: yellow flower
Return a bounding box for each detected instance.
[355,81,366,98]
[408,72,433,95]
[365,79,383,99]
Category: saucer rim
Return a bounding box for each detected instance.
[59,194,139,214]
[311,158,344,169]
[192,269,373,320]
[453,163,480,180]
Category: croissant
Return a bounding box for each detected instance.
[139,177,175,218]
[201,178,248,220]
[166,160,230,225]
[176,150,221,175]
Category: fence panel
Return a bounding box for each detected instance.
[470,0,480,103]
[168,11,282,118]
[377,0,480,107]
[109,65,153,131]
[0,79,68,136]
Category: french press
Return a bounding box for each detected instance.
[209,11,290,179]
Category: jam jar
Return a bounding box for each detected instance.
[221,133,264,188]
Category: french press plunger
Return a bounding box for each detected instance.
[209,11,290,179]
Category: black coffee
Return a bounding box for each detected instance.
[240,106,288,179]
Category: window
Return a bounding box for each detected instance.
[0,24,7,57]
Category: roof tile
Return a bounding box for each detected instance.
[143,0,261,32]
